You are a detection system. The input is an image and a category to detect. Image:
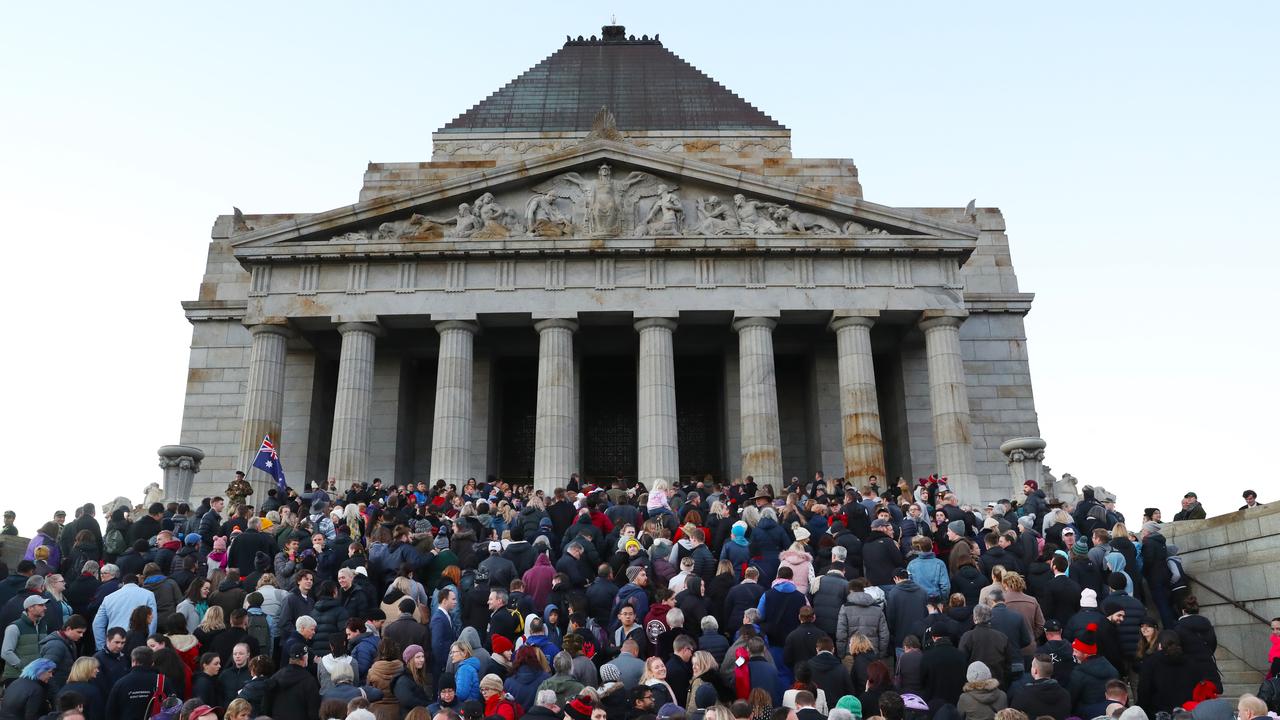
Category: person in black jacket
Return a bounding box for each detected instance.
[920,628,968,709]
[105,647,166,720]
[805,635,854,704]
[263,642,320,720]
[863,520,905,587]
[1010,654,1071,720]
[1042,555,1081,626]
[190,652,222,706]
[724,567,765,632]
[782,607,826,669]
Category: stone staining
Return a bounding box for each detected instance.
[328,323,380,486]
[533,319,578,494]
[919,313,979,501]
[734,317,783,488]
[635,318,680,486]
[429,321,478,484]
[831,315,886,482]
[238,325,290,500]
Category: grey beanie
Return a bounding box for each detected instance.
[966,661,992,683]
[948,520,965,536]
[1017,515,1035,530]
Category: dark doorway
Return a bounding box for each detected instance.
[497,357,537,482]
[581,356,637,482]
[676,355,723,481]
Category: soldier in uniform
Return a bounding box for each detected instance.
[227,471,254,511]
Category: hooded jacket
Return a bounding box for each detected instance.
[756,580,808,645]
[958,678,1008,720]
[143,574,184,618]
[778,549,816,594]
[522,553,555,609]
[862,534,906,586]
[836,591,890,656]
[1011,677,1071,720]
[1068,656,1119,716]
[885,579,929,648]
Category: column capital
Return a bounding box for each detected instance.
[732,316,776,333]
[434,320,480,335]
[829,311,878,332]
[918,310,968,332]
[534,318,578,333]
[634,317,677,332]
[246,322,295,339]
[336,321,384,337]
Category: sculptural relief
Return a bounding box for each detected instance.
[690,195,742,235]
[842,221,889,236]
[524,192,573,236]
[535,163,654,237]
[773,205,841,234]
[636,184,685,236]
[732,194,785,235]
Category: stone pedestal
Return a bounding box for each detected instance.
[999,437,1047,493]
[328,322,380,486]
[429,321,479,484]
[831,313,885,483]
[158,445,205,502]
[919,312,979,501]
[733,317,783,488]
[635,318,679,486]
[534,319,578,494]
[238,324,291,500]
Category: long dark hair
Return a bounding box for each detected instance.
[1156,629,1183,659]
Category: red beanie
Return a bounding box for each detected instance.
[491,634,513,655]
[1072,623,1098,656]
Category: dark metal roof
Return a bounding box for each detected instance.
[440,25,786,133]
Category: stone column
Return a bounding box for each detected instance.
[158,445,204,502]
[327,322,380,487]
[533,319,577,494]
[831,313,886,483]
[635,318,680,486]
[733,317,783,488]
[919,312,979,501]
[238,324,291,500]
[429,321,478,485]
[1000,437,1047,495]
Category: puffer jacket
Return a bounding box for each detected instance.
[951,564,986,606]
[749,517,789,560]
[836,591,889,657]
[778,549,816,594]
[1100,590,1144,658]
[811,572,849,638]
[38,630,78,692]
[308,596,350,659]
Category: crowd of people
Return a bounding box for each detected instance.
[0,472,1272,720]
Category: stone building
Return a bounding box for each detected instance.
[175,25,1041,503]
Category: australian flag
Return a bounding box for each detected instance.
[252,434,287,493]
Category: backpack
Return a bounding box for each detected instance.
[145,674,182,720]
[496,696,524,720]
[104,527,127,556]
[1167,555,1188,591]
[1260,675,1280,713]
[507,603,524,636]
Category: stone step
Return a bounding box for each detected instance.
[1217,658,1253,673]
[1224,683,1260,701]
[1221,670,1262,685]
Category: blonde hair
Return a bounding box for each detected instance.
[256,574,279,589]
[1001,572,1026,592]
[450,641,472,659]
[199,605,226,632]
[691,650,716,677]
[848,634,874,655]
[225,699,253,720]
[1112,522,1128,538]
[68,656,99,684]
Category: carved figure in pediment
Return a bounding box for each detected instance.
[471,193,516,239]
[690,195,742,236]
[842,220,889,236]
[524,192,572,236]
[427,203,483,238]
[636,184,685,236]
[376,222,401,241]
[733,194,785,235]
[773,206,841,234]
[537,163,651,236]
[402,213,444,240]
[330,230,370,243]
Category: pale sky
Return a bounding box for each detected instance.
[2,2,1276,532]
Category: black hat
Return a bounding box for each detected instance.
[286,642,308,660]
[438,673,456,691]
[1043,619,1062,632]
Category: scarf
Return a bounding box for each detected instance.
[733,645,751,700]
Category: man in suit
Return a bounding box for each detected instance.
[430,586,459,692]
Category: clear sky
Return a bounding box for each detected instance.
[1,2,1276,531]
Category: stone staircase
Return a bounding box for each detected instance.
[1162,504,1280,700]
[1217,645,1264,701]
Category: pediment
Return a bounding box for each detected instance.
[231,140,978,257]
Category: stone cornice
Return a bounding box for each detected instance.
[182,300,247,322]
[233,236,977,264]
[964,293,1036,314]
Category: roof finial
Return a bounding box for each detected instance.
[601,21,625,41]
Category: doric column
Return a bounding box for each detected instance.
[327,322,380,487]
[831,313,886,484]
[533,319,578,494]
[429,321,479,485]
[733,317,783,488]
[238,324,291,500]
[919,312,979,500]
[635,318,680,486]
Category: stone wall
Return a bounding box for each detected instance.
[180,318,250,500]
[1162,505,1280,673]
